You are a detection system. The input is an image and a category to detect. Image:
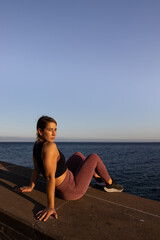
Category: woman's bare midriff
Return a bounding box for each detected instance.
[55,169,68,187]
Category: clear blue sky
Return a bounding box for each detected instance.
[0,0,160,142]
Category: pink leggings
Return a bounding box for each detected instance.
[56,152,111,200]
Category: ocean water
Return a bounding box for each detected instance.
[0,142,159,202]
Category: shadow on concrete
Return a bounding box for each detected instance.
[0,167,46,219]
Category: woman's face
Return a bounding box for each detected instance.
[38,122,57,142]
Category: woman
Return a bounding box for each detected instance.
[16,116,124,222]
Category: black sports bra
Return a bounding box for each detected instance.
[33,141,67,178]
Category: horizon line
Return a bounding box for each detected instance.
[0,140,160,143]
[0,137,160,143]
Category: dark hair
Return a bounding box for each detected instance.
[36,115,57,139]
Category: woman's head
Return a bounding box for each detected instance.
[36,116,57,142]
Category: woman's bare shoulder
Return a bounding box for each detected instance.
[43,142,58,154]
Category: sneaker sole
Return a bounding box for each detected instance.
[104,187,124,193]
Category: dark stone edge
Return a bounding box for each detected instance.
[0,210,58,240]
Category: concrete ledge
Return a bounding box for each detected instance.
[0,161,160,240]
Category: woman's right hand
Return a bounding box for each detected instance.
[36,207,58,221]
[14,186,33,193]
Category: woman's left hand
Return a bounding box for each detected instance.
[36,208,58,221]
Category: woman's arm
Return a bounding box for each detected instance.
[44,143,57,209]
[15,155,40,193]
[36,142,58,221]
[29,155,40,190]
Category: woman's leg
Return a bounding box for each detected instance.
[73,154,124,194]
[66,152,86,174]
[67,153,111,199]
[57,153,123,200]
[74,153,111,191]
[66,152,99,177]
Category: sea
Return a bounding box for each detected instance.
[0,142,159,202]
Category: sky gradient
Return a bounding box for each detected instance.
[0,0,160,142]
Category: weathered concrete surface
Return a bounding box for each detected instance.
[0,161,160,240]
